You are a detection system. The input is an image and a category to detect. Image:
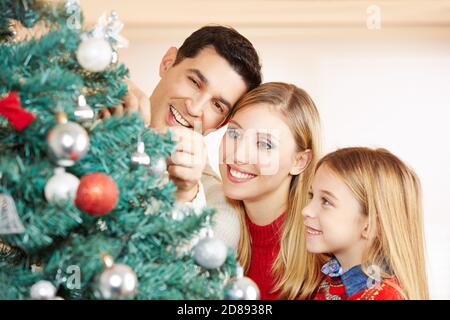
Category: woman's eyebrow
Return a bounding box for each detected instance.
[257,131,280,144]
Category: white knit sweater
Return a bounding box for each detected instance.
[177,163,240,254]
[201,164,241,251]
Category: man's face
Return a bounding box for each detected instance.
[150,46,248,135]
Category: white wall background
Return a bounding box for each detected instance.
[81,0,450,299]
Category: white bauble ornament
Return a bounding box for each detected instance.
[76,37,112,72]
[44,167,80,203]
[30,280,57,300]
[193,237,227,269]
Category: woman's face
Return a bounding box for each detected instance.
[219,103,310,202]
[302,164,368,261]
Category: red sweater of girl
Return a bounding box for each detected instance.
[246,212,285,300]
[313,258,405,300]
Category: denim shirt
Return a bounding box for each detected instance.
[321,258,370,297]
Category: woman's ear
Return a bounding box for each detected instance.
[290,149,312,176]
[159,47,178,77]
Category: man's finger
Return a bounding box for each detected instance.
[138,96,151,127]
[99,108,111,119]
[123,93,139,113]
[123,80,151,125]
[167,164,194,182]
[113,104,124,118]
[170,127,205,154]
[168,151,197,168]
[170,176,189,190]
[169,126,190,142]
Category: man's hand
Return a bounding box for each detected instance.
[99,79,151,126]
[167,126,207,203]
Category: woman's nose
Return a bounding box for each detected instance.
[234,138,251,165]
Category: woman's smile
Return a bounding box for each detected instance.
[226,164,257,184]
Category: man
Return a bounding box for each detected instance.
[102,26,262,249]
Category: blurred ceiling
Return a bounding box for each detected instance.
[74,0,450,39]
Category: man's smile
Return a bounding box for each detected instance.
[168,104,193,128]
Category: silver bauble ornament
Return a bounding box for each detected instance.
[30,280,57,300]
[97,254,137,300]
[193,237,227,269]
[44,167,80,203]
[224,266,260,300]
[0,193,25,235]
[131,141,150,168]
[111,50,119,64]
[76,37,112,72]
[148,157,167,177]
[47,112,89,167]
[171,203,188,221]
[74,95,95,123]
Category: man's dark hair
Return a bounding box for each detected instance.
[174,25,262,91]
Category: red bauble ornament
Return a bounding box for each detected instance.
[75,172,119,216]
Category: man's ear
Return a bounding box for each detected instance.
[159,47,178,77]
[290,149,312,176]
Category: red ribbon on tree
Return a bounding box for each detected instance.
[0,91,35,131]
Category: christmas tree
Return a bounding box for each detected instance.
[0,0,236,300]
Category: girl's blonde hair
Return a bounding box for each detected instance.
[316,147,429,300]
[227,82,323,299]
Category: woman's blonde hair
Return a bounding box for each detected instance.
[315,147,429,300]
[227,82,323,299]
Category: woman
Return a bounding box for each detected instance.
[219,82,322,299]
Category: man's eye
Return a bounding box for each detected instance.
[213,101,225,113]
[188,76,200,88]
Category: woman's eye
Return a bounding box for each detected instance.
[188,76,200,88]
[308,191,313,200]
[226,128,240,139]
[257,140,273,150]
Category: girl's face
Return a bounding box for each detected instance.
[302,164,368,264]
[219,104,310,202]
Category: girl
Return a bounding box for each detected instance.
[302,147,429,300]
[219,82,322,299]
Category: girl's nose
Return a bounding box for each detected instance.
[302,202,315,218]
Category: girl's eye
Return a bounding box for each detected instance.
[321,197,332,207]
[257,140,273,150]
[226,128,240,139]
[188,76,200,88]
[308,191,313,200]
[213,101,225,114]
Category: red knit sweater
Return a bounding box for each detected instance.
[246,212,285,300]
[313,275,405,300]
